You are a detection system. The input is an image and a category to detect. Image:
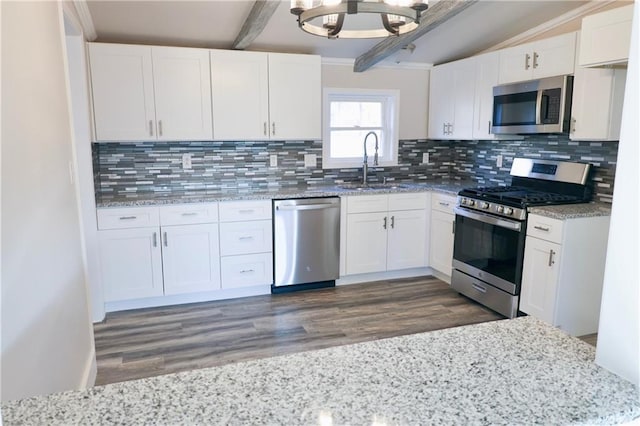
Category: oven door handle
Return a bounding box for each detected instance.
[454,207,522,232]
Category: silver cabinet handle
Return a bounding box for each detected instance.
[238,209,255,214]
[163,231,168,247]
[571,117,576,133]
[240,269,254,274]
[152,232,157,247]
[452,220,456,234]
[272,122,276,136]
[488,120,491,134]
[158,120,163,137]
[239,236,254,240]
[119,216,137,220]
[390,215,395,229]
[534,225,550,232]
[383,217,387,230]
[149,120,154,136]
[533,51,539,69]
[525,53,531,70]
[181,212,198,216]
[263,122,267,136]
[548,249,556,267]
[439,202,449,207]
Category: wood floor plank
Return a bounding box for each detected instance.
[93,276,504,386]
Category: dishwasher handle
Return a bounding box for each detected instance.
[276,203,339,211]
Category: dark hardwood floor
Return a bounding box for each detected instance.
[93,276,597,386]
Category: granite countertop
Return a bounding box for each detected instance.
[95,180,471,208]
[3,317,639,425]
[528,202,612,220]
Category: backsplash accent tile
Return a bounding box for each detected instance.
[449,135,618,203]
[93,136,618,203]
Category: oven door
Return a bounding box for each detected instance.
[452,207,526,295]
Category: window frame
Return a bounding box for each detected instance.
[322,88,400,169]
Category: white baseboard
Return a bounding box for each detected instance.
[430,269,452,285]
[336,267,434,286]
[80,346,97,389]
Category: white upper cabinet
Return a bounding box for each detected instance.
[210,51,321,141]
[571,35,627,142]
[89,43,213,142]
[267,53,322,140]
[210,50,270,140]
[472,52,521,140]
[89,43,156,141]
[579,4,634,67]
[151,47,213,141]
[428,57,476,140]
[498,32,576,84]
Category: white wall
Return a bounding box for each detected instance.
[322,61,430,140]
[595,2,640,388]
[1,1,96,401]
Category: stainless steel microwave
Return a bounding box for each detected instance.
[492,75,573,134]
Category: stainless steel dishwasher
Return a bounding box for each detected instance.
[272,197,340,293]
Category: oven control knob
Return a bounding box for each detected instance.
[481,202,489,209]
[461,198,468,205]
[497,206,504,214]
[468,200,476,207]
[505,207,514,216]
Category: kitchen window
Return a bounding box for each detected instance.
[322,88,399,169]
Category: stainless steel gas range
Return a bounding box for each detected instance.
[451,158,593,318]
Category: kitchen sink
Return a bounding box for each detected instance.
[338,183,410,191]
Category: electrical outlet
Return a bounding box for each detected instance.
[496,154,503,168]
[304,154,317,168]
[270,154,278,167]
[422,153,430,164]
[182,153,192,170]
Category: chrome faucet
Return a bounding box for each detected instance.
[362,131,379,185]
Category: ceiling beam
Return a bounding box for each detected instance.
[232,0,281,50]
[353,0,479,72]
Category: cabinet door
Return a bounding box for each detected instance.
[451,58,476,139]
[519,237,561,323]
[99,228,163,302]
[428,63,454,139]
[498,43,533,84]
[268,53,321,140]
[161,224,221,295]
[89,43,156,141]
[531,32,576,79]
[579,4,633,67]
[345,212,388,275]
[210,50,270,140]
[570,66,626,141]
[152,47,213,141]
[429,210,455,275]
[387,209,428,270]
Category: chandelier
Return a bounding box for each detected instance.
[290,0,429,39]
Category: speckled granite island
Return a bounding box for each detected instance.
[3,317,638,425]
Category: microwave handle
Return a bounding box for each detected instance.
[535,89,544,125]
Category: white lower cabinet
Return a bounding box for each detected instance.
[519,213,610,336]
[344,193,428,275]
[99,227,164,302]
[218,200,273,290]
[161,224,220,295]
[429,193,457,277]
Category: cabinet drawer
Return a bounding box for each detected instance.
[219,220,272,256]
[159,203,218,226]
[221,253,273,289]
[219,200,271,222]
[97,207,160,230]
[346,195,388,214]
[389,192,428,211]
[527,214,564,244]
[431,193,457,214]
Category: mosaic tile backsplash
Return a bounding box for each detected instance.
[93,135,618,202]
